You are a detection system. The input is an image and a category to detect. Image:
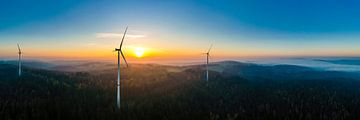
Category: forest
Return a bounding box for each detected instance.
[1,61,360,120]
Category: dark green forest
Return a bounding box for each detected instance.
[1,62,360,120]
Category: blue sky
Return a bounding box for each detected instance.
[1,0,360,60]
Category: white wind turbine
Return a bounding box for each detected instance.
[17,44,22,77]
[114,27,129,109]
[204,44,212,82]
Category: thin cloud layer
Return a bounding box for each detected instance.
[95,33,146,39]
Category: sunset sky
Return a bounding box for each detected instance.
[1,0,360,62]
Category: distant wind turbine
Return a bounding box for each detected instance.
[17,44,22,77]
[114,27,129,109]
[204,44,212,82]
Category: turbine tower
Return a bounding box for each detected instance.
[17,44,22,77]
[115,27,129,109]
[204,44,212,82]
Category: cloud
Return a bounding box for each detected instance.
[95,33,145,39]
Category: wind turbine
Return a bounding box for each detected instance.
[17,44,22,77]
[114,27,129,109]
[204,44,212,82]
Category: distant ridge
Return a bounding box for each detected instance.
[0,60,55,70]
[315,59,360,66]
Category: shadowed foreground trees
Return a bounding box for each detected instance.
[1,63,360,120]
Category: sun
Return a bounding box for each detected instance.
[134,47,145,58]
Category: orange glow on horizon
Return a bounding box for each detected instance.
[3,43,360,62]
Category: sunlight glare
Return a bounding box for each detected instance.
[135,47,145,58]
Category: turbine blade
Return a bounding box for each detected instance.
[119,26,128,49]
[207,44,213,53]
[120,50,129,67]
[17,44,21,52]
